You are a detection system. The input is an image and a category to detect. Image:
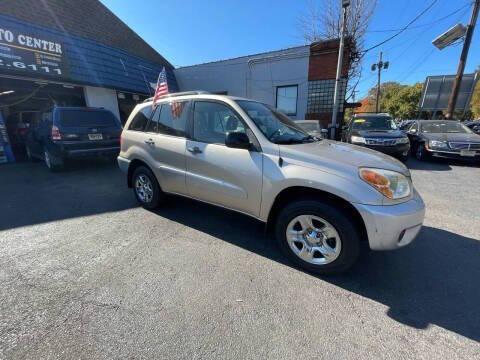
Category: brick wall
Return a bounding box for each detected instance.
[306,39,353,131]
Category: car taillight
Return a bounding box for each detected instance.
[120,132,124,147]
[51,125,62,140]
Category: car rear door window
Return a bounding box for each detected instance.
[193,101,246,144]
[129,107,152,131]
[155,101,189,137]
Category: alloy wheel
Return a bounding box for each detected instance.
[286,214,342,265]
[135,174,154,203]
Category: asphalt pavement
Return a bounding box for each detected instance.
[0,158,479,359]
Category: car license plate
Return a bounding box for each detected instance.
[88,133,103,140]
[460,150,476,157]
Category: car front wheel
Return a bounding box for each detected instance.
[132,166,164,209]
[276,200,360,275]
[415,143,429,161]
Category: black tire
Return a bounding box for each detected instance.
[44,148,64,172]
[25,146,39,162]
[414,143,428,161]
[132,166,164,209]
[275,200,360,275]
[399,154,409,163]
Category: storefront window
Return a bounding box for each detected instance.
[276,85,298,116]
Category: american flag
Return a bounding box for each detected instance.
[152,67,169,106]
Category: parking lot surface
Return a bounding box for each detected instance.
[1,159,479,359]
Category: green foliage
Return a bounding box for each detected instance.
[471,75,480,119]
[363,82,423,119]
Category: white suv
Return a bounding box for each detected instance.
[118,92,425,274]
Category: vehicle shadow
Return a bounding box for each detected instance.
[154,196,480,342]
[0,160,138,231]
[406,158,452,171]
[406,157,479,170]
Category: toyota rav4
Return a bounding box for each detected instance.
[118,92,425,274]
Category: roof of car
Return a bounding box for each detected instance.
[142,92,256,105]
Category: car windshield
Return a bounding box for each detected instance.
[351,116,397,130]
[298,122,320,132]
[421,121,472,134]
[236,100,315,144]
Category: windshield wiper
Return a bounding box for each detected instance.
[275,138,305,144]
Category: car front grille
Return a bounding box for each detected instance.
[365,138,397,146]
[448,142,480,150]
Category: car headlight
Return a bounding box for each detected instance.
[351,136,366,144]
[396,137,410,144]
[428,140,448,149]
[359,168,411,199]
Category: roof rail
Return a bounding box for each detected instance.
[143,91,210,103]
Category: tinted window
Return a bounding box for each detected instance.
[58,109,119,128]
[155,101,188,137]
[276,85,298,116]
[129,106,152,131]
[193,101,246,144]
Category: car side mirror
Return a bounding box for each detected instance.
[225,132,251,150]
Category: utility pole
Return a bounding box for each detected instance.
[331,0,350,140]
[446,0,480,119]
[371,52,389,113]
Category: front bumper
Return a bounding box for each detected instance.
[426,148,480,161]
[353,189,425,251]
[364,143,410,157]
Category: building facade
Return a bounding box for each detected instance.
[175,40,350,128]
[0,0,176,162]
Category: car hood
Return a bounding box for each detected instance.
[352,129,405,138]
[422,132,480,142]
[279,140,410,178]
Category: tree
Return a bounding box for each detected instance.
[471,68,480,119]
[298,0,377,98]
[358,82,423,119]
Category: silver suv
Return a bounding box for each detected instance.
[118,92,425,274]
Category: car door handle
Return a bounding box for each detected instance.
[187,146,202,154]
[144,139,155,146]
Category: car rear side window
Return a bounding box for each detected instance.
[154,101,189,137]
[129,106,152,131]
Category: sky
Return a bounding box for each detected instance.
[100,0,479,100]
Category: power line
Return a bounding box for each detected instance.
[361,0,439,54]
[366,3,471,33]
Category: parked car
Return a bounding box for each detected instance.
[294,120,326,138]
[342,113,410,162]
[406,120,480,162]
[464,120,480,134]
[118,92,425,275]
[25,107,122,171]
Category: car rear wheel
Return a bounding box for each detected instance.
[44,148,64,171]
[275,200,360,275]
[25,146,39,162]
[132,166,164,209]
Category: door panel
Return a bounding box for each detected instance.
[185,140,263,216]
[185,100,263,217]
[149,134,187,194]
